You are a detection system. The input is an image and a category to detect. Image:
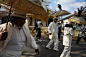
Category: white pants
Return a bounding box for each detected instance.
[46,33,59,49]
[60,45,71,57]
[0,49,22,57]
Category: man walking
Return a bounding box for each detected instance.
[34,20,43,41]
[58,21,63,42]
[0,10,39,57]
[76,24,86,44]
[60,21,75,57]
[46,17,59,51]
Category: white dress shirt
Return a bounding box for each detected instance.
[5,26,26,51]
[54,22,58,33]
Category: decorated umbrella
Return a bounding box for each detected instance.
[0,0,47,15]
[48,9,55,18]
[52,4,71,17]
[53,10,71,17]
[0,0,50,31]
[0,0,49,22]
[69,16,86,24]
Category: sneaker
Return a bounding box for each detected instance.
[34,37,37,40]
[46,46,51,49]
[40,37,43,39]
[53,48,59,51]
[38,39,42,42]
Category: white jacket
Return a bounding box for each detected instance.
[63,25,75,46]
[0,22,37,52]
[48,22,58,39]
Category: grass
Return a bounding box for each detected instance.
[29,26,85,41]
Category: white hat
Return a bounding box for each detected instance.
[10,10,29,19]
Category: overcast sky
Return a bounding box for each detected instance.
[46,0,86,14]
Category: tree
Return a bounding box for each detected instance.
[77,6,86,17]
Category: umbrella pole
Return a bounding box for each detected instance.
[6,5,12,31]
[60,14,62,21]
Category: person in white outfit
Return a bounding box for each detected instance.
[60,21,76,57]
[0,10,39,57]
[46,17,59,51]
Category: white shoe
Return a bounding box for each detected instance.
[38,39,42,42]
[40,37,43,39]
[53,48,59,51]
[46,46,51,49]
[34,37,37,40]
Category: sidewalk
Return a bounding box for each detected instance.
[21,39,86,57]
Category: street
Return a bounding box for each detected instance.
[21,39,86,57]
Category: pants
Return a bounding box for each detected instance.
[36,28,41,39]
[58,32,62,41]
[0,49,22,57]
[60,45,71,57]
[76,36,86,44]
[46,33,59,49]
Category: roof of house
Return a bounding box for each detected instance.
[59,10,86,21]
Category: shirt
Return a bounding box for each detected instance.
[5,25,26,51]
[79,25,85,37]
[54,22,58,33]
[36,21,42,28]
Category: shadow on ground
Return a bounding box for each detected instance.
[21,39,86,57]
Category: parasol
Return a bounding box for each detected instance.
[0,0,47,15]
[48,9,55,18]
[0,0,49,22]
[69,16,86,24]
[53,10,71,17]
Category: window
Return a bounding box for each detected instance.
[0,6,1,8]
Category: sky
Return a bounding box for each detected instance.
[46,0,86,14]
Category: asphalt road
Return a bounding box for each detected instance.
[21,39,86,57]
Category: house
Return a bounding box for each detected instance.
[0,4,8,19]
[27,0,50,27]
[61,10,86,30]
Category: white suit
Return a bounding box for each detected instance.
[0,22,37,57]
[46,21,59,50]
[60,24,75,57]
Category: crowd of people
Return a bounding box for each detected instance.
[0,10,86,57]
